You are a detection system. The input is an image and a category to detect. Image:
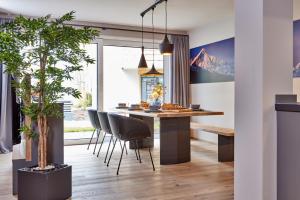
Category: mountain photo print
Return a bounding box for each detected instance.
[190,38,235,84]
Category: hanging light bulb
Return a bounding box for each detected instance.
[159,0,173,55]
[143,9,163,77]
[138,16,148,72]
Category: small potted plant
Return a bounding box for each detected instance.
[0,11,99,199]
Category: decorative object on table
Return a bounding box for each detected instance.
[190,38,234,84]
[159,0,174,55]
[0,11,99,200]
[140,101,150,109]
[161,103,183,110]
[149,84,164,107]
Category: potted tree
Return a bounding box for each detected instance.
[0,11,99,199]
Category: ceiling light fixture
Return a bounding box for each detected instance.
[138,16,148,70]
[159,0,173,55]
[143,9,163,77]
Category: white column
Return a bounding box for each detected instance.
[235,0,293,199]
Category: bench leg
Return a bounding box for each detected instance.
[218,135,234,162]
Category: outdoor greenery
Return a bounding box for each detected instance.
[0,11,99,169]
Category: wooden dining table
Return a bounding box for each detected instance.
[113,109,224,165]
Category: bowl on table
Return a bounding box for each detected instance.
[116,103,128,109]
[128,104,142,110]
[190,104,201,111]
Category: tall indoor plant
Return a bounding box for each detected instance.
[0,12,98,168]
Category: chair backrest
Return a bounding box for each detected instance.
[87,109,101,130]
[107,113,151,141]
[97,112,111,134]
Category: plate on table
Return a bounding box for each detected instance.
[127,108,143,111]
[192,108,204,112]
[115,106,129,109]
[144,109,162,113]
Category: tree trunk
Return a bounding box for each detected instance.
[38,115,48,169]
[23,74,32,161]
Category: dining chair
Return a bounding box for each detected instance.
[87,109,102,154]
[97,112,128,163]
[107,113,155,175]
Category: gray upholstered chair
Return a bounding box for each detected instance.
[107,113,155,175]
[87,109,102,154]
[97,112,127,163]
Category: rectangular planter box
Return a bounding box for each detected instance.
[18,165,72,200]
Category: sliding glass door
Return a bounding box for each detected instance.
[63,41,101,144]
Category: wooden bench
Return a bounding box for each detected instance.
[191,122,234,162]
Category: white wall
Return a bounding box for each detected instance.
[189,20,235,143]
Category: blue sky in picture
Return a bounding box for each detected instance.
[190,38,235,84]
[294,20,300,77]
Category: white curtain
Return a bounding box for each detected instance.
[0,65,13,153]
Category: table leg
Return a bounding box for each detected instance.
[129,114,154,149]
[160,117,191,165]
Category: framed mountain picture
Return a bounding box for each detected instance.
[190,38,235,84]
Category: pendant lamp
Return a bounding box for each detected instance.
[143,9,163,77]
[138,16,148,70]
[159,0,173,55]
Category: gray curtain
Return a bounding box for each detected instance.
[170,35,190,107]
[0,17,13,153]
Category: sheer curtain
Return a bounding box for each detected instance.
[0,17,13,153]
[170,35,190,107]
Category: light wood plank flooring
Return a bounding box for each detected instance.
[0,139,233,200]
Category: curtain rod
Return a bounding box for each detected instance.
[68,23,188,37]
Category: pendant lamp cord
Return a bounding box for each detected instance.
[142,16,144,47]
[165,0,168,34]
[152,8,155,66]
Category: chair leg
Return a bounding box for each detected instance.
[87,129,96,150]
[149,148,155,171]
[104,136,113,163]
[119,140,128,155]
[97,132,107,157]
[107,138,117,167]
[116,141,126,175]
[136,140,142,163]
[134,145,139,160]
[93,130,100,155]
[124,141,128,155]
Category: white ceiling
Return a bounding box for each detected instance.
[1,0,300,32]
[0,0,234,31]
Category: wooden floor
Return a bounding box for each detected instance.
[0,139,234,200]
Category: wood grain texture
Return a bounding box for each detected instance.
[0,139,234,200]
[190,123,234,137]
[113,109,224,118]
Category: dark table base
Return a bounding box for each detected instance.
[129,114,191,165]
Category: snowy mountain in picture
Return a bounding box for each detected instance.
[190,38,234,84]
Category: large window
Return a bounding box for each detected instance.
[103,46,163,110]
[62,43,98,141]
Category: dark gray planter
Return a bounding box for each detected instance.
[17,165,72,200]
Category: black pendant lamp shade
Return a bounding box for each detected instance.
[159,0,173,55]
[159,34,174,55]
[138,16,148,69]
[143,63,163,76]
[138,46,148,69]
